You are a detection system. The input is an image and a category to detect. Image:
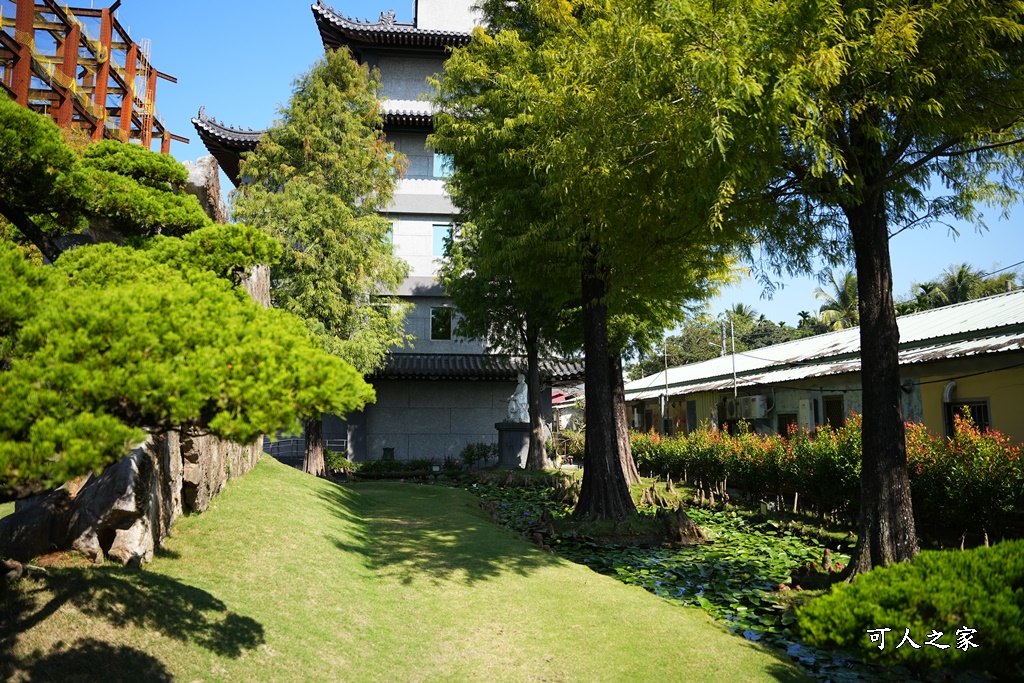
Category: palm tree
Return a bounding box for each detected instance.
[938,263,986,304]
[725,302,759,323]
[912,281,947,311]
[814,269,859,330]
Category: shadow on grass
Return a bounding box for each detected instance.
[14,638,174,683]
[0,566,264,680]
[318,482,556,586]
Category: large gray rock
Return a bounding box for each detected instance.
[183,156,229,225]
[181,431,262,514]
[0,488,72,562]
[67,431,182,566]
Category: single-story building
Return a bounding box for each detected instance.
[625,289,1024,444]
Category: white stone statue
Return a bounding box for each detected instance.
[507,373,529,423]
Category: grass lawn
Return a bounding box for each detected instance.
[1,457,807,682]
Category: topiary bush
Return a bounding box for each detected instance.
[324,449,353,473]
[796,540,1024,679]
[459,441,497,469]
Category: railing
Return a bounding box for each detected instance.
[264,437,348,468]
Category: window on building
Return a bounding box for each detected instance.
[945,399,991,438]
[430,307,453,340]
[432,224,451,257]
[823,395,845,428]
[433,152,453,178]
[777,413,798,437]
[384,222,394,244]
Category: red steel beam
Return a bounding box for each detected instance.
[118,41,136,139]
[11,0,34,105]
[55,21,81,128]
[91,6,113,142]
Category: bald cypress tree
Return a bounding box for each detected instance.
[232,48,408,477]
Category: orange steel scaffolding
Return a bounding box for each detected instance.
[0,0,187,152]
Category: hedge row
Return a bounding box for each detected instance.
[624,414,1023,537]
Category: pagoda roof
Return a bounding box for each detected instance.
[371,353,585,382]
[191,108,262,187]
[193,103,434,185]
[312,1,472,52]
[381,99,434,129]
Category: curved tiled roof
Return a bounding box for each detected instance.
[372,353,585,382]
[193,102,436,185]
[191,108,262,186]
[312,1,472,52]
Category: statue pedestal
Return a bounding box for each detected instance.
[495,422,530,469]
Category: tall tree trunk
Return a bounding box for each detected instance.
[611,354,641,485]
[525,325,551,469]
[303,416,325,477]
[0,199,63,263]
[575,250,636,521]
[845,194,919,576]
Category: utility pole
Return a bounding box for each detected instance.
[663,334,670,435]
[730,317,737,397]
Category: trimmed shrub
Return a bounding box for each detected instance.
[796,540,1024,679]
[459,441,497,469]
[324,449,353,473]
[626,415,1021,537]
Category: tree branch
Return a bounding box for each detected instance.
[0,200,63,263]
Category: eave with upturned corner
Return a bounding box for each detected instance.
[192,105,435,186]
[190,107,262,187]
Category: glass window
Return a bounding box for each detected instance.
[823,395,845,428]
[433,152,453,178]
[430,307,453,340]
[384,222,394,244]
[432,224,451,257]
[945,400,991,437]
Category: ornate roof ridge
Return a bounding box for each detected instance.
[191,106,264,143]
[313,1,472,49]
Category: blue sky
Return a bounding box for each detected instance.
[122,1,1023,325]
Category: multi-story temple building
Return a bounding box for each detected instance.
[193,0,582,465]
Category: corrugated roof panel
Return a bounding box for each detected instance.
[626,289,1024,400]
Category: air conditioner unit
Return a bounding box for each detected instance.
[738,395,768,420]
[798,399,814,431]
[724,398,739,421]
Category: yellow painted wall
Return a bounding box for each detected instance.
[919,361,1024,444]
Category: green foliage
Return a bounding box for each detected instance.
[467,475,858,678]
[898,263,1022,314]
[354,459,436,476]
[323,449,353,473]
[550,429,585,465]
[140,222,282,278]
[0,98,210,248]
[814,270,859,331]
[0,96,88,237]
[623,416,1022,536]
[232,48,408,374]
[628,311,813,380]
[797,541,1024,678]
[0,237,373,499]
[458,441,497,469]
[906,413,1023,537]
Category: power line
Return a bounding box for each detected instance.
[981,259,1024,277]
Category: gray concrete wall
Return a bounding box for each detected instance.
[389,132,433,178]
[377,55,446,101]
[396,297,487,354]
[359,379,516,461]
